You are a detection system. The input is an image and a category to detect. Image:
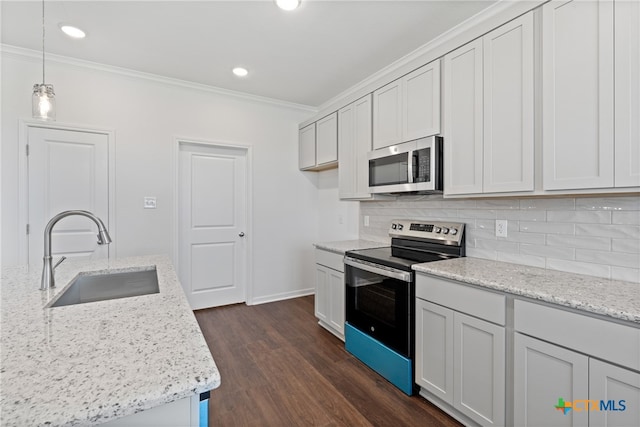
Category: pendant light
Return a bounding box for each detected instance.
[32,0,55,121]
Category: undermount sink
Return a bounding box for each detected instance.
[49,268,159,308]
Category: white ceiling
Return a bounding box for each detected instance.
[1,0,496,107]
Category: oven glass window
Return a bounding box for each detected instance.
[355,280,396,327]
[369,153,409,186]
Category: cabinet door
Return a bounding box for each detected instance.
[614,0,640,187]
[589,358,640,427]
[403,61,441,141]
[315,265,329,323]
[338,95,373,200]
[542,0,614,190]
[338,102,357,199]
[373,79,402,149]
[299,123,316,170]
[444,38,484,195]
[316,113,338,165]
[483,13,535,193]
[327,269,345,337]
[415,299,454,404]
[453,312,505,426]
[514,333,589,427]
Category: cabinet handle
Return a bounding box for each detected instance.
[239,232,245,237]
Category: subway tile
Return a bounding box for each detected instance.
[457,209,497,220]
[546,210,612,224]
[520,221,575,235]
[546,235,611,250]
[497,210,546,221]
[546,259,611,279]
[441,199,478,209]
[520,244,574,260]
[497,252,546,268]
[575,224,640,239]
[611,267,640,284]
[576,249,640,269]
[576,196,640,211]
[612,211,640,225]
[475,199,520,209]
[475,239,519,252]
[504,231,546,245]
[612,239,640,254]
[520,198,575,210]
[466,247,497,260]
[467,227,497,241]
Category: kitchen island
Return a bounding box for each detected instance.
[0,255,220,427]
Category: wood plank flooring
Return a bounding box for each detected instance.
[194,296,462,427]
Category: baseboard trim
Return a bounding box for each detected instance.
[248,288,315,306]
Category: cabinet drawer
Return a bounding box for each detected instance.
[315,249,344,272]
[514,299,640,371]
[416,274,506,325]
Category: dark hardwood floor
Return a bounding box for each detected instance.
[194,296,462,427]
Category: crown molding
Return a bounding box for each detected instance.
[1,44,318,114]
[302,0,547,127]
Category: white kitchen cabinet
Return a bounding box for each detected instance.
[373,61,441,150]
[338,94,374,200]
[415,299,454,404]
[316,112,338,166]
[299,112,338,171]
[444,12,534,195]
[514,333,589,427]
[315,249,345,340]
[542,0,615,190]
[415,274,506,426]
[589,358,640,427]
[614,0,640,187]
[104,395,202,427]
[298,123,316,170]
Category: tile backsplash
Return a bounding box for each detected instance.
[360,195,640,283]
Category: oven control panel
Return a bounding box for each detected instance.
[388,219,465,245]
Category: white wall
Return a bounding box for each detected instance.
[1,48,320,304]
[317,168,359,242]
[360,195,640,283]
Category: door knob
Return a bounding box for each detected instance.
[239,232,245,237]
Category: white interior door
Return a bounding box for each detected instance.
[27,126,110,267]
[178,142,247,310]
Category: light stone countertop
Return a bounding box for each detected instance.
[0,255,220,427]
[413,257,640,325]
[313,239,387,255]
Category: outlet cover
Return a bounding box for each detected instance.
[144,197,157,209]
[364,215,370,227]
[496,219,508,237]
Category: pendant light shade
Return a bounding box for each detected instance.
[32,0,55,121]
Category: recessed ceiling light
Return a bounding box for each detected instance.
[59,24,86,39]
[276,0,301,11]
[232,67,249,77]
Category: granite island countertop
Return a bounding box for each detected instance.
[0,255,220,427]
[413,257,640,325]
[313,239,387,254]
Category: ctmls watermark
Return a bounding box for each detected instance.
[555,397,627,415]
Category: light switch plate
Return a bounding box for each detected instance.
[144,197,157,209]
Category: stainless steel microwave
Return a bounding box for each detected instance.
[368,136,443,194]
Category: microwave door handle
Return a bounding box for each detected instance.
[408,150,416,183]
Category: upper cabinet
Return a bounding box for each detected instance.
[373,60,441,150]
[338,94,374,200]
[542,0,615,190]
[444,13,535,195]
[614,0,640,187]
[299,112,338,171]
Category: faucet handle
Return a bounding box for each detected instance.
[54,256,67,270]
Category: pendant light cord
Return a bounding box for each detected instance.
[42,0,45,84]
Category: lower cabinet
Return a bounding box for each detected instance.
[103,394,204,427]
[514,299,640,427]
[315,249,345,340]
[415,274,506,426]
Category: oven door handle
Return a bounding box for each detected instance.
[344,257,412,282]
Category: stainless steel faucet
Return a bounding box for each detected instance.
[41,210,112,290]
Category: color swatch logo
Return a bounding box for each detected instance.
[555,397,627,415]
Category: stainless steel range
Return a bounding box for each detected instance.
[344,219,465,395]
